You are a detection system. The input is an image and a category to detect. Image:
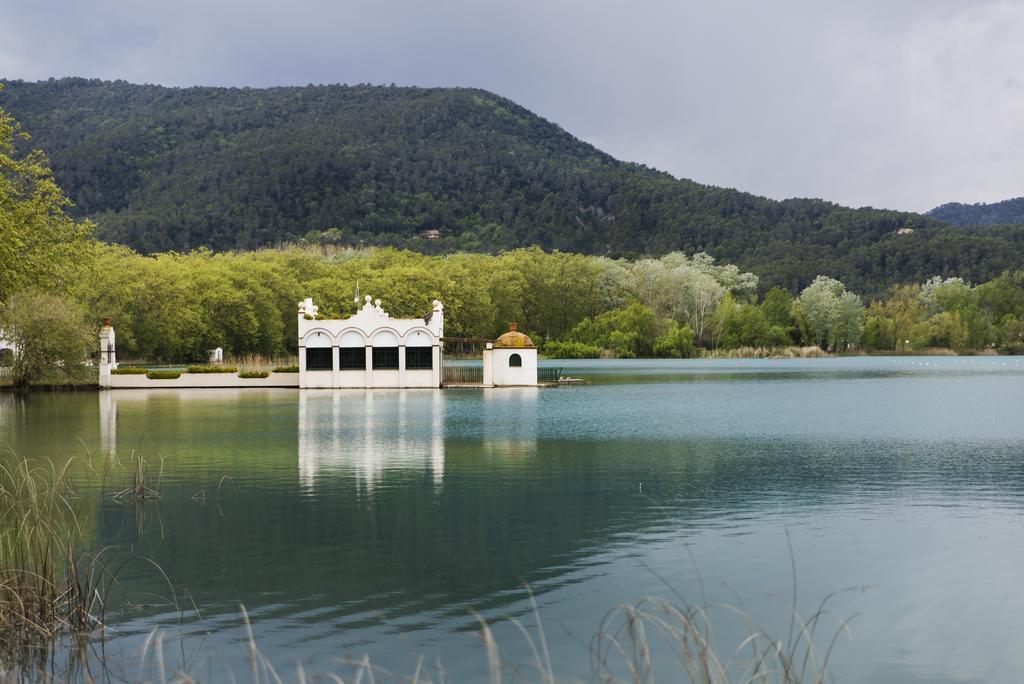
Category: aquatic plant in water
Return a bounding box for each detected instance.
[0,457,111,678]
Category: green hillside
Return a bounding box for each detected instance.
[929,197,1024,226]
[3,77,1024,294]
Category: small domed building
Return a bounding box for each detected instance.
[487,323,538,386]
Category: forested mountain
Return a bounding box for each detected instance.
[928,197,1024,226]
[3,77,1024,294]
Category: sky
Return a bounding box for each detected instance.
[2,0,1023,213]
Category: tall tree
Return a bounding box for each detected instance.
[0,87,94,301]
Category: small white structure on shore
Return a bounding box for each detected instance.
[483,323,539,387]
[298,296,444,389]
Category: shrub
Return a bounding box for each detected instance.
[111,367,148,375]
[186,365,237,373]
[999,343,1024,355]
[0,292,93,387]
[239,371,269,379]
[542,341,602,359]
[653,322,696,358]
[271,365,300,373]
[146,370,180,379]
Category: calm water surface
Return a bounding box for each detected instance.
[3,356,1024,682]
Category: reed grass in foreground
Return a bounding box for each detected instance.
[0,457,110,680]
[2,453,855,683]
[130,580,855,684]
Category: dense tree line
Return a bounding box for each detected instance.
[928,197,1024,227]
[8,79,1024,296]
[54,244,1024,362]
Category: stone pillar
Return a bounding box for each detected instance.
[98,318,117,389]
[364,343,373,388]
[431,300,444,337]
[432,344,441,388]
[482,342,494,388]
[332,345,340,389]
[398,344,407,388]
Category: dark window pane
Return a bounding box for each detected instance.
[305,347,333,371]
[405,347,433,370]
[372,347,399,370]
[339,346,366,370]
[509,353,522,367]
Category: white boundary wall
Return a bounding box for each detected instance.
[108,372,299,389]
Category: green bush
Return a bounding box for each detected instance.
[271,365,300,373]
[0,292,94,388]
[186,365,238,373]
[568,303,666,357]
[146,370,181,380]
[111,367,149,375]
[999,343,1024,355]
[543,341,602,359]
[653,323,696,358]
[239,370,269,379]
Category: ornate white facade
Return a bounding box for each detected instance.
[298,296,444,389]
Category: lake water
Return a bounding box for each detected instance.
[3,356,1024,682]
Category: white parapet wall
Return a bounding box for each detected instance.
[109,372,300,389]
[297,296,444,389]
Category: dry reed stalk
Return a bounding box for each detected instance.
[111,450,163,503]
[701,347,828,360]
[225,354,300,373]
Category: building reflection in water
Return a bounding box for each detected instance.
[298,390,447,493]
[479,386,541,461]
[99,389,117,458]
[298,387,543,493]
[96,387,543,496]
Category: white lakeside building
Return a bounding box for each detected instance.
[298,296,445,389]
[100,295,539,389]
[297,295,539,389]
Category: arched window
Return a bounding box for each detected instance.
[304,331,333,371]
[509,353,522,367]
[371,330,400,370]
[338,330,366,371]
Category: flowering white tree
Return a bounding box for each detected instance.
[631,252,756,345]
[796,275,864,350]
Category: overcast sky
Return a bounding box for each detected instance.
[2,0,1022,212]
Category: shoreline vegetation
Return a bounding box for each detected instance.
[3,96,1024,386]
[4,245,1024,376]
[0,347,1011,392]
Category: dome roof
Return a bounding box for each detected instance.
[495,323,535,348]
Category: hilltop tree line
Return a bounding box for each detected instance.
[928,197,1024,227]
[5,78,1024,296]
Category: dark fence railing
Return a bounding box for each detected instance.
[442,365,484,385]
[537,367,562,383]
